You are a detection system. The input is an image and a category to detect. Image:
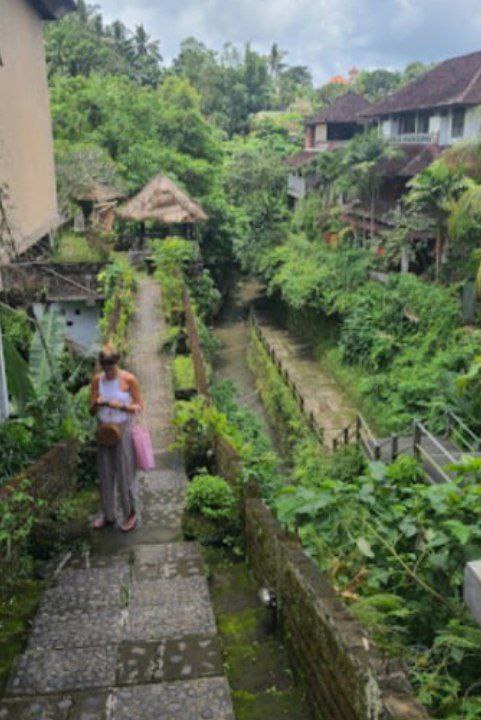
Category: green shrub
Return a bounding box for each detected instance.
[386,455,425,484]
[186,473,236,520]
[173,356,196,391]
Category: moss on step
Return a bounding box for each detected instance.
[205,546,314,718]
[218,607,275,646]
[232,688,313,720]
[226,640,294,693]
[0,579,44,693]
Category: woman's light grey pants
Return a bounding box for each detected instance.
[98,424,136,521]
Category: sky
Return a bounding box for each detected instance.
[99,0,481,84]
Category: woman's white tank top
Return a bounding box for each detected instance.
[98,375,132,425]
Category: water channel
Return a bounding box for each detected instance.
[209,277,315,720]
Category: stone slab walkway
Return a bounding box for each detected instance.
[0,278,234,720]
[253,308,355,448]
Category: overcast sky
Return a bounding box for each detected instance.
[99,0,481,84]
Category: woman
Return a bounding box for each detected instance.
[90,343,143,532]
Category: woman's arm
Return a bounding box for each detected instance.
[89,375,101,416]
[128,374,144,413]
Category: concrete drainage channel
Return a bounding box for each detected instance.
[206,279,315,720]
[210,279,428,720]
[204,546,314,720]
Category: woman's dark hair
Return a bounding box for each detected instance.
[99,343,120,366]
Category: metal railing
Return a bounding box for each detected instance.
[413,420,458,484]
[445,410,481,453]
[332,414,400,462]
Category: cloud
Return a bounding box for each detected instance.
[98,0,481,83]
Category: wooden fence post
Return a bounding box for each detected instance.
[413,421,421,461]
[391,435,399,461]
[355,415,361,446]
[182,286,209,399]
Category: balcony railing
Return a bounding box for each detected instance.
[389,132,439,145]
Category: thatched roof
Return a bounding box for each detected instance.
[117,175,208,224]
[75,182,126,204]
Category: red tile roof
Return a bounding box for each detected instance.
[307,91,372,125]
[378,144,442,178]
[285,150,320,168]
[363,50,481,117]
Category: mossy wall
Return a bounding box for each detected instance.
[0,439,78,503]
[244,490,429,720]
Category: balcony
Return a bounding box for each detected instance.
[389,132,439,145]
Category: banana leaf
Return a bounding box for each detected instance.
[29,310,66,397]
[2,334,34,412]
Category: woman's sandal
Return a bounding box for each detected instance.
[121,513,137,533]
[92,516,115,530]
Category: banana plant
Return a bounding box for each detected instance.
[28,309,66,399]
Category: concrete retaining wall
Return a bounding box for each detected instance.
[244,486,429,720]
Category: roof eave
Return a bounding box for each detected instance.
[362,99,480,119]
[29,0,77,20]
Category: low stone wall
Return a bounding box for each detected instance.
[1,439,78,503]
[244,486,429,720]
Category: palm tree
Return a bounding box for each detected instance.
[449,183,481,290]
[268,43,287,82]
[407,160,471,278]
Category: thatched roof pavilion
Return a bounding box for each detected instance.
[117,175,208,225]
[75,182,126,204]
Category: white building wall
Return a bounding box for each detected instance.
[34,301,102,357]
[0,0,60,260]
[455,106,481,143]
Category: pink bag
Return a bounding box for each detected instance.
[131,422,155,471]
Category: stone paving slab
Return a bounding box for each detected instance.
[115,634,223,685]
[38,567,130,613]
[8,647,117,696]
[133,542,204,580]
[28,609,127,650]
[127,601,216,642]
[112,678,234,720]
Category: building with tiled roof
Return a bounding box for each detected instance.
[363,50,481,147]
[287,92,372,201]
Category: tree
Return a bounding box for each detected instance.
[50,73,222,196]
[354,68,401,100]
[268,43,287,81]
[224,135,289,273]
[448,184,481,284]
[407,160,471,278]
[45,3,163,85]
[339,130,400,240]
[54,142,123,216]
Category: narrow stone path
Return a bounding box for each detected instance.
[253,308,355,448]
[0,278,235,720]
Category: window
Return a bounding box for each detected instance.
[417,112,430,134]
[399,114,415,134]
[452,108,465,138]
